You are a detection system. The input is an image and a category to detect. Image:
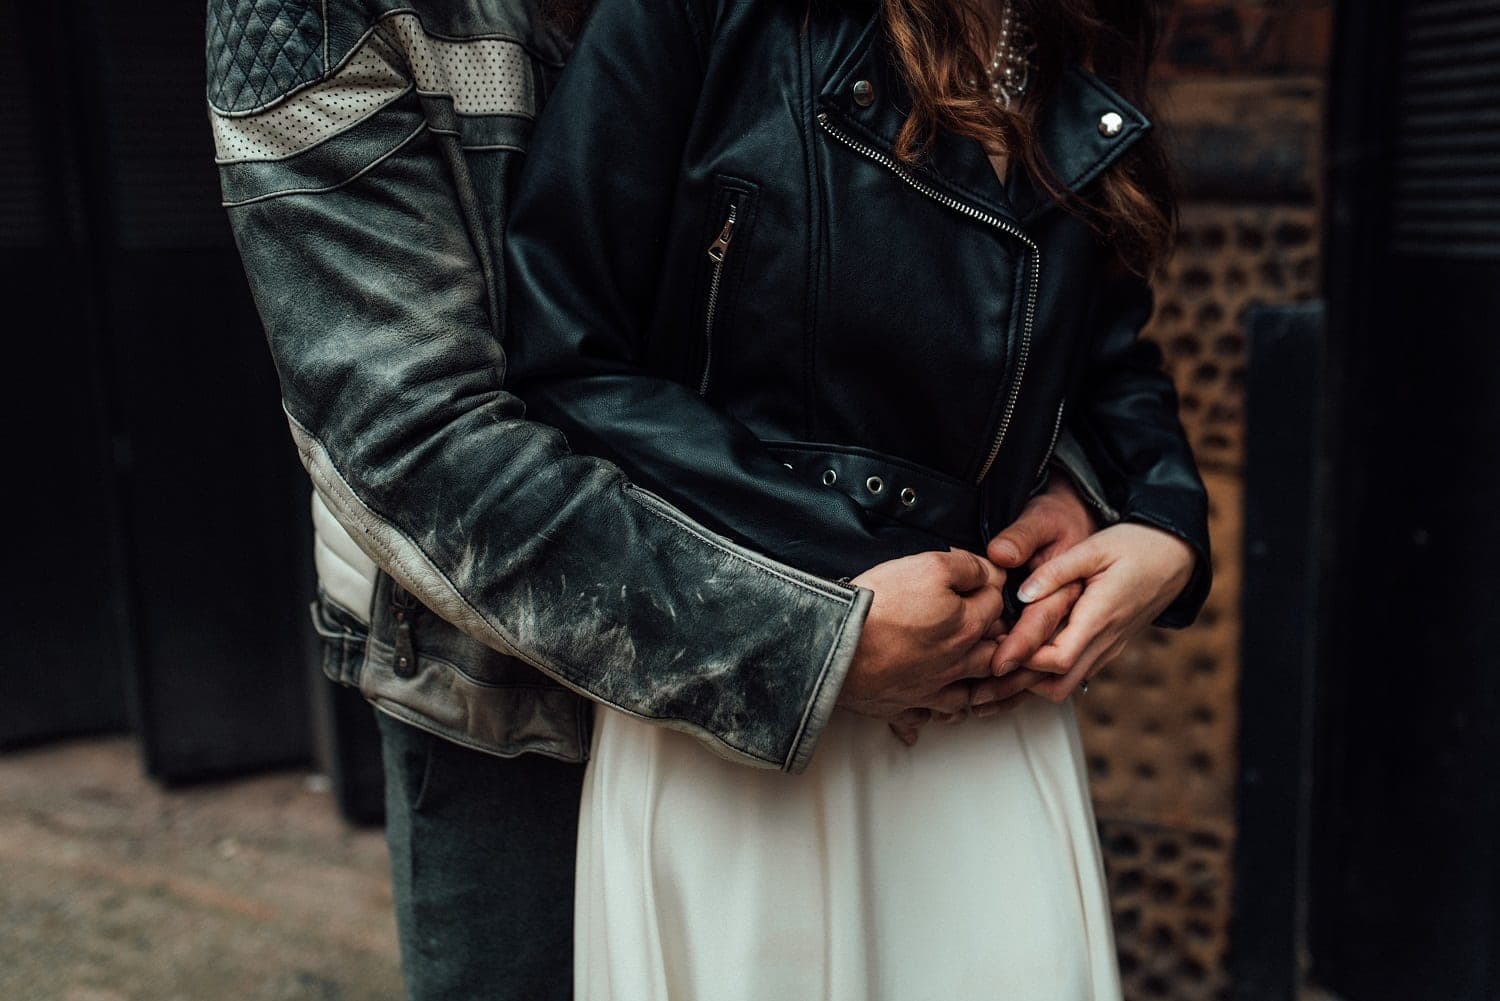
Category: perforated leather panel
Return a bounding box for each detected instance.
[210,14,536,163]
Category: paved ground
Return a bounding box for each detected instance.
[0,737,402,1001]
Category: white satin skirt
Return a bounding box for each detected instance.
[574,694,1123,1001]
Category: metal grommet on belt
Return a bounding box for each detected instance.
[822,469,838,486]
[900,487,918,507]
[865,475,884,494]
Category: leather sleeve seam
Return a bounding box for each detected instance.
[784,589,862,770]
[220,121,427,207]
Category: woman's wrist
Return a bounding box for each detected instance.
[1042,467,1103,533]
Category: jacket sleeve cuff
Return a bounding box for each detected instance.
[783,583,872,773]
[1047,430,1122,525]
[1121,503,1212,629]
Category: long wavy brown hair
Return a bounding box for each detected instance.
[883,0,1175,276]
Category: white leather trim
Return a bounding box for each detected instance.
[311,488,378,623]
[211,32,408,163]
[382,15,535,117]
[210,14,535,164]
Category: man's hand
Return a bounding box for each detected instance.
[970,472,1097,714]
[838,550,1005,720]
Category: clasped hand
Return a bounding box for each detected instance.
[835,473,1196,745]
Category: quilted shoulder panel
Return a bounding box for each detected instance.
[207,0,328,113]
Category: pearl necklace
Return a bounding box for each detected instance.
[985,0,1036,109]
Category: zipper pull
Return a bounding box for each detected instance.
[390,583,418,679]
[393,614,417,679]
[706,204,738,262]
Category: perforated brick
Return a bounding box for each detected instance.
[1141,205,1321,475]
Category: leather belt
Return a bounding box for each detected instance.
[764,441,987,553]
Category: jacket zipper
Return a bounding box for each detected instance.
[1035,396,1066,481]
[816,111,1040,485]
[699,202,739,395]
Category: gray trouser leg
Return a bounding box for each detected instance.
[377,711,585,1001]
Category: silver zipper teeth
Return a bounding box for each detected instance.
[699,203,737,396]
[1036,396,1066,481]
[816,112,1040,485]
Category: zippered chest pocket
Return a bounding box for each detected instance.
[696,176,759,397]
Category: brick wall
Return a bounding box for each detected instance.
[1078,4,1332,999]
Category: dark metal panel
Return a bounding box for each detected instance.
[65,0,317,779]
[1232,303,1325,1001]
[1391,0,1500,258]
[0,249,133,748]
[0,1,132,746]
[1313,1,1500,996]
[106,248,314,780]
[317,683,388,827]
[1313,254,1500,1001]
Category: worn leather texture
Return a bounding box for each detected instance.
[504,0,1212,626]
[211,0,875,773]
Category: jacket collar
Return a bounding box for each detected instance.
[817,13,1152,223]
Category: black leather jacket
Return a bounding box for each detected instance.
[207,0,1185,774]
[505,0,1212,620]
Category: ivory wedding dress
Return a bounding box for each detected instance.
[573,141,1122,999]
[573,694,1124,1000]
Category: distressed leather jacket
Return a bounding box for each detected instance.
[504,0,1212,611]
[205,0,1157,772]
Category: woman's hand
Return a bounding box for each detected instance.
[890,474,1097,742]
[969,473,1097,717]
[1009,522,1197,702]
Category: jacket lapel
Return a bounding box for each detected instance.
[818,14,1019,223]
[1009,65,1152,221]
[817,17,1152,224]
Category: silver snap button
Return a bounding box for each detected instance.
[1098,111,1124,138]
[865,476,884,494]
[822,469,838,486]
[852,79,875,108]
[900,487,918,507]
